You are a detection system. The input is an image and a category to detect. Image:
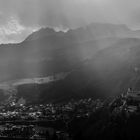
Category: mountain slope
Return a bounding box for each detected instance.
[4,37,140,104]
[0,23,135,82]
[0,23,140,103]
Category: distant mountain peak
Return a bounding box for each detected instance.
[24,23,132,42]
[25,27,59,42]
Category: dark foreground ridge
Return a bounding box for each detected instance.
[0,89,139,139]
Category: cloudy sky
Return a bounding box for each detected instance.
[0,0,140,44]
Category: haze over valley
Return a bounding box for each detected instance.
[0,23,139,104]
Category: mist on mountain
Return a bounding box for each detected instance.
[0,23,140,103]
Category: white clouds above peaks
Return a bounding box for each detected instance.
[0,16,38,44]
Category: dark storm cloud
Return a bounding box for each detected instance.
[0,0,140,43]
[0,0,140,28]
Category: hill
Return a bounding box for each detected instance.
[0,23,140,103]
[15,38,140,103]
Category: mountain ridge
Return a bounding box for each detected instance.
[0,23,140,104]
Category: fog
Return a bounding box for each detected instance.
[0,0,140,43]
